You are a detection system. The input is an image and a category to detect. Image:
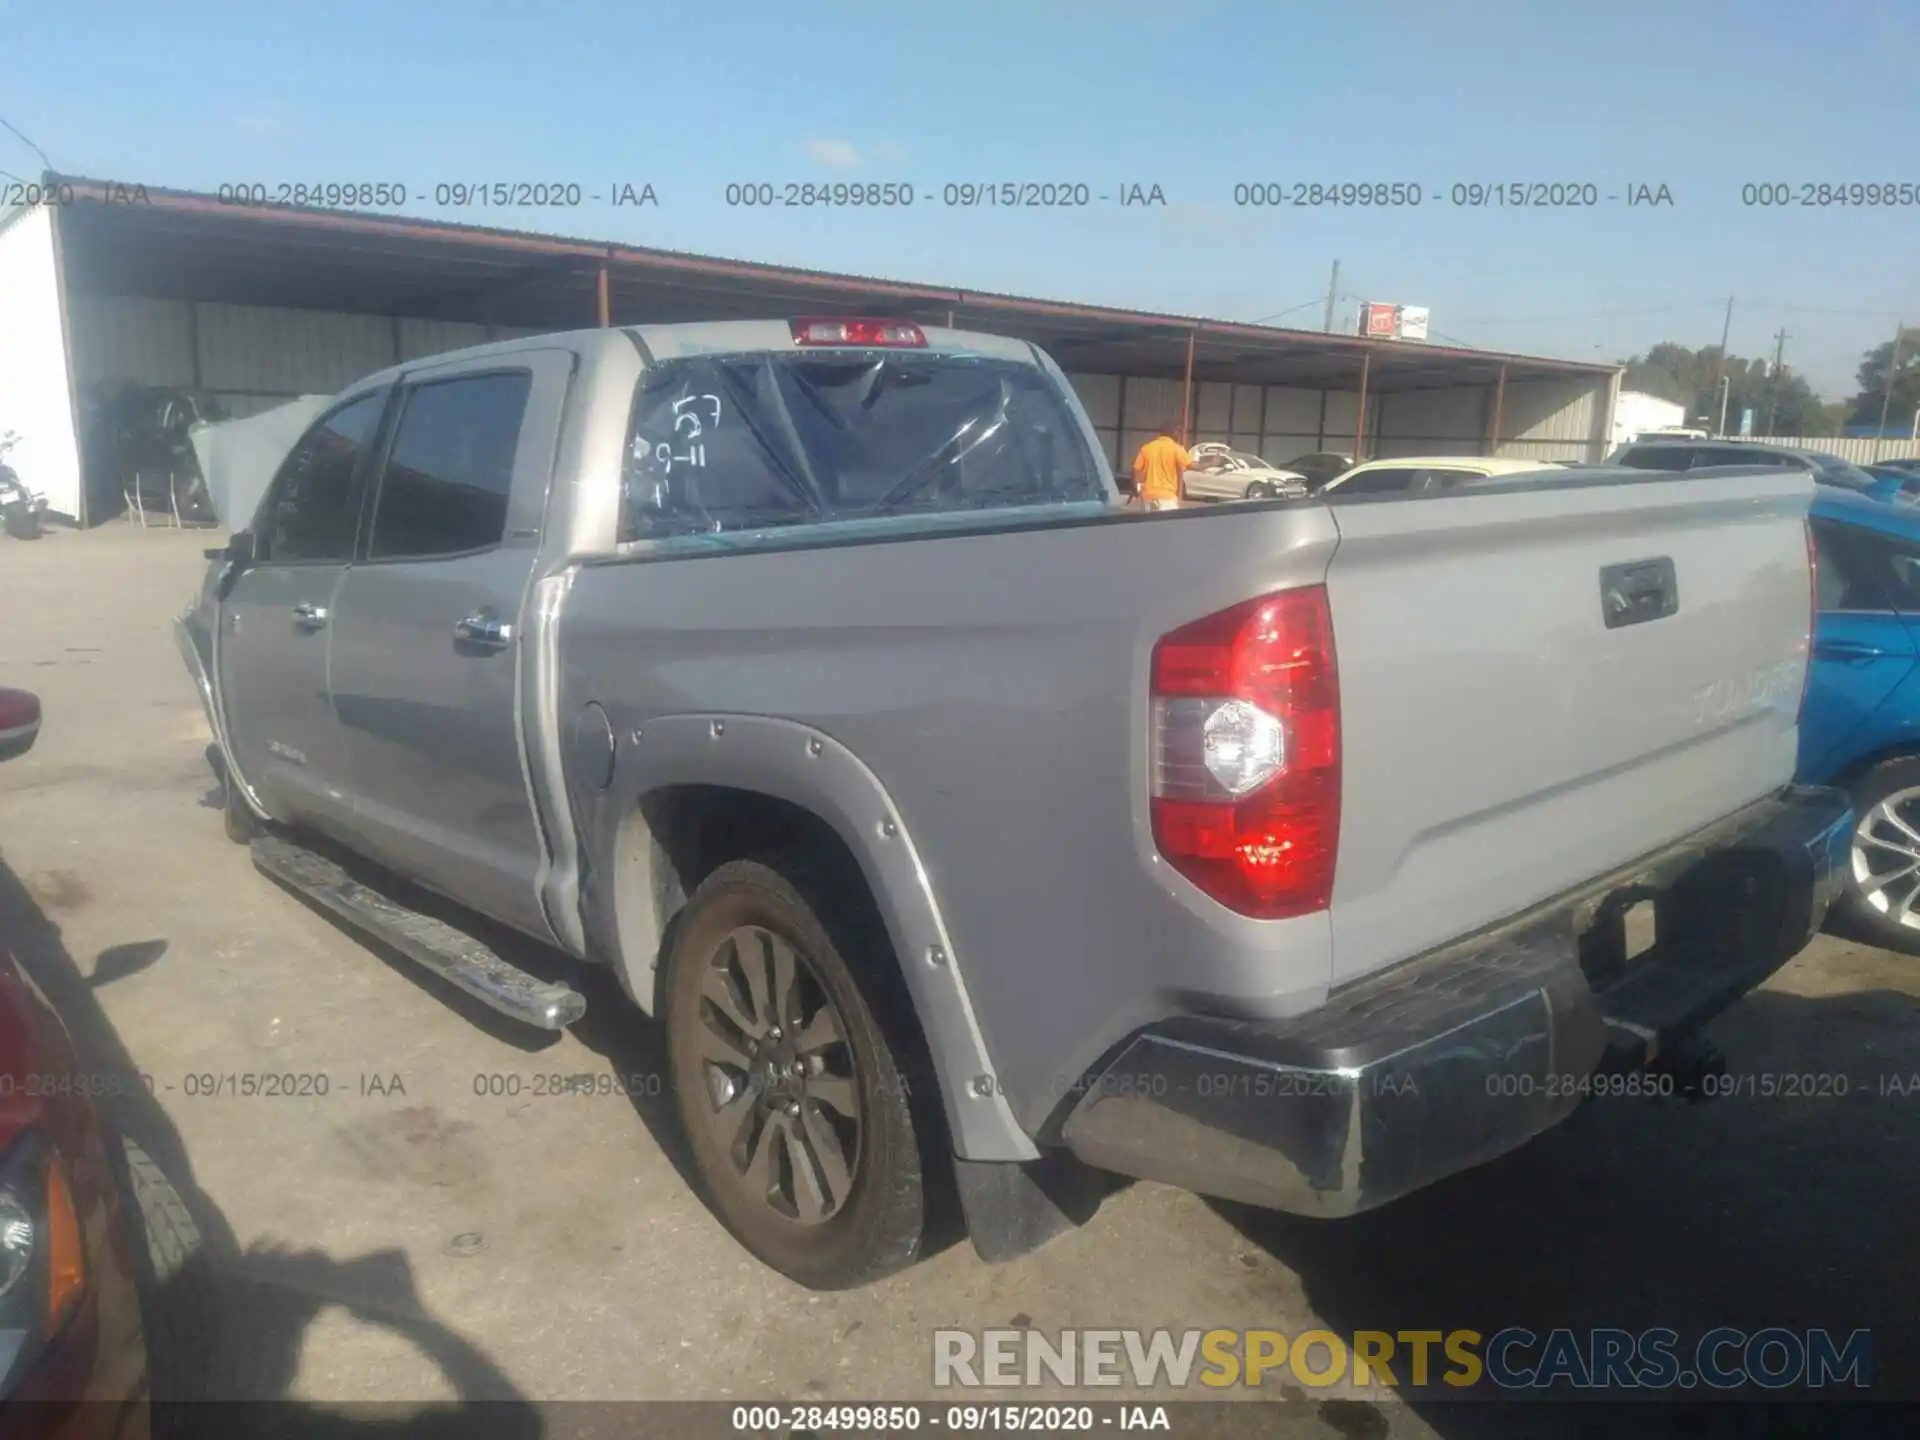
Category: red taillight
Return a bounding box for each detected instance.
[790,317,927,347]
[1800,518,1818,719]
[1149,586,1341,919]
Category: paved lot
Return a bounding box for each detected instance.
[1,525,1916,1436]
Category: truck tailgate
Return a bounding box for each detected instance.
[1322,469,1815,985]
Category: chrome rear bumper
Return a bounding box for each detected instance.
[1060,784,1853,1217]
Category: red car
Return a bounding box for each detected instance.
[0,688,151,1438]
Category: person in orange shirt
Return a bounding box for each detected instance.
[1132,429,1192,511]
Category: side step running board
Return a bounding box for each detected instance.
[251,835,586,1031]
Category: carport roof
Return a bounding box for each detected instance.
[48,175,1615,393]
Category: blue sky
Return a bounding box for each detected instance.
[4,0,1916,397]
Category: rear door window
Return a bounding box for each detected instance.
[620,351,1104,540]
[1815,521,1920,611]
[259,391,386,563]
[1328,466,1421,496]
[367,372,533,560]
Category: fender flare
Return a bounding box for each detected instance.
[588,712,1038,1163]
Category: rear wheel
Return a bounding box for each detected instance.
[663,855,926,1289]
[1842,756,1920,953]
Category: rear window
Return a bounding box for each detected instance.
[1615,446,1693,472]
[1696,446,1798,469]
[619,351,1103,541]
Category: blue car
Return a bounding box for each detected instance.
[1804,487,1920,949]
[1865,461,1920,500]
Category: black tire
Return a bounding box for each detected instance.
[222,762,261,844]
[4,507,42,539]
[120,1135,216,1413]
[1840,756,1920,953]
[663,853,926,1289]
[1246,481,1274,500]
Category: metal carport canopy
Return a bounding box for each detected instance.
[49,173,1609,393]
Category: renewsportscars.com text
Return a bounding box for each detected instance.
[932,1327,1871,1392]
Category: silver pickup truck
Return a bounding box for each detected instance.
[178,318,1851,1289]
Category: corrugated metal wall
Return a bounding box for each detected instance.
[1499,376,1604,461]
[1066,368,1614,470]
[1064,372,1367,471]
[62,293,1616,474]
[66,295,548,419]
[1370,374,1607,462]
[1373,385,1485,456]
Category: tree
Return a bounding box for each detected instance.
[1621,342,1832,436]
[1847,326,1920,434]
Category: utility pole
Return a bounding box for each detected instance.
[1322,260,1341,334]
[1877,320,1907,440]
[1710,296,1734,435]
[1764,328,1788,435]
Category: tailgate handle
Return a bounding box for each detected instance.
[1600,558,1678,629]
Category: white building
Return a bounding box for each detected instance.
[1611,390,1689,448]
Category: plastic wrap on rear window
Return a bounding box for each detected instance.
[620,351,1104,541]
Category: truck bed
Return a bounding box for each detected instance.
[555,465,1816,1133]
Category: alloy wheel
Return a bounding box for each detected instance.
[1851,785,1920,930]
[691,925,862,1225]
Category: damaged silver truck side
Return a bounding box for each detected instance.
[179,318,1852,1288]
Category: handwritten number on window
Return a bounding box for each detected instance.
[645,393,722,473]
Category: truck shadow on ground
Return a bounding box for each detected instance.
[247,824,709,1198]
[0,855,547,1439]
[257,827,975,1256]
[1210,977,1920,1439]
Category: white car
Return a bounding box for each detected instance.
[1318,454,1569,499]
[1181,443,1310,502]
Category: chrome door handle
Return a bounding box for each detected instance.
[291,601,329,629]
[455,613,515,648]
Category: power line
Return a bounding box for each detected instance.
[1743,301,1918,319]
[0,116,53,174]
[1446,301,1728,326]
[1247,298,1325,325]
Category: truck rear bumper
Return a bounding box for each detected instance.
[1059,784,1851,1217]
